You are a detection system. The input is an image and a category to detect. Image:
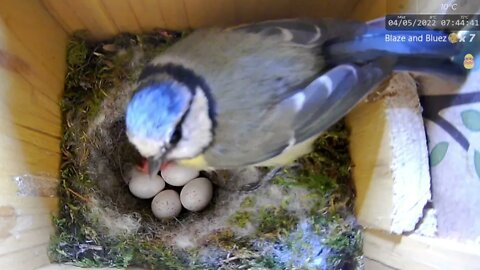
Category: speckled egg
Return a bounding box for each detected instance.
[151,190,182,219]
[180,177,213,212]
[128,168,165,199]
[161,164,199,186]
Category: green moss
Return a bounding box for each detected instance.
[66,37,88,67]
[270,122,362,269]
[253,256,284,270]
[240,196,256,208]
[206,229,236,250]
[257,206,298,236]
[50,29,189,269]
[229,211,251,228]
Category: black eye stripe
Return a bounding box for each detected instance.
[169,95,193,146]
[170,126,182,144]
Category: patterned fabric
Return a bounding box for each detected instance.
[419,69,480,241]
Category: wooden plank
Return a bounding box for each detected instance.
[101,0,142,34]
[127,0,167,31]
[63,0,118,39]
[352,0,432,21]
[0,108,60,139]
[290,0,359,19]
[0,69,61,122]
[347,99,394,230]
[41,0,86,33]
[0,149,60,178]
[351,0,386,21]
[0,0,67,81]
[346,73,431,234]
[364,229,480,270]
[157,0,190,30]
[184,0,237,28]
[11,214,53,235]
[0,244,50,270]
[0,226,53,256]
[0,197,58,216]
[0,171,58,198]
[235,0,291,24]
[365,257,396,270]
[0,2,67,103]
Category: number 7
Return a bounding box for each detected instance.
[470,33,476,42]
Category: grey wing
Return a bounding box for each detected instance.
[292,56,396,143]
[204,57,396,168]
[228,18,366,47]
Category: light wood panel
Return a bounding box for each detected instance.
[0,0,66,269]
[40,0,86,33]
[62,0,118,39]
[184,0,236,28]
[364,229,480,270]
[0,244,51,270]
[126,0,166,31]
[346,73,431,234]
[234,0,291,23]
[101,0,142,33]
[42,0,363,39]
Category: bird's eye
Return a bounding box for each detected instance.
[170,127,182,145]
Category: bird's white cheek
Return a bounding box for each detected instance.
[129,135,163,157]
[167,87,213,160]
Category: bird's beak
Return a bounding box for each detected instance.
[147,156,162,178]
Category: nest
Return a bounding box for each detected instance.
[49,30,363,270]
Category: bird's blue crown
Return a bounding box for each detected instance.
[126,82,190,140]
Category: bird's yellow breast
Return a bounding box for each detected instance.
[177,154,209,169]
[176,136,317,169]
[254,136,316,167]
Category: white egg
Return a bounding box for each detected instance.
[180,177,213,212]
[128,168,165,199]
[161,164,199,186]
[151,190,182,219]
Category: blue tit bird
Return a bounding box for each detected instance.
[125,17,475,176]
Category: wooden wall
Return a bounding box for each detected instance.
[0,0,67,269]
[41,0,362,39]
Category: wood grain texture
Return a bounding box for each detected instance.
[351,0,420,21]
[157,0,190,30]
[41,0,364,39]
[235,0,291,24]
[291,0,358,19]
[127,0,167,31]
[41,0,86,33]
[0,0,64,267]
[364,229,480,270]
[0,0,67,102]
[0,0,64,183]
[65,0,118,39]
[184,0,237,28]
[347,99,394,231]
[364,258,396,270]
[0,244,51,270]
[346,73,431,234]
[101,0,142,33]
